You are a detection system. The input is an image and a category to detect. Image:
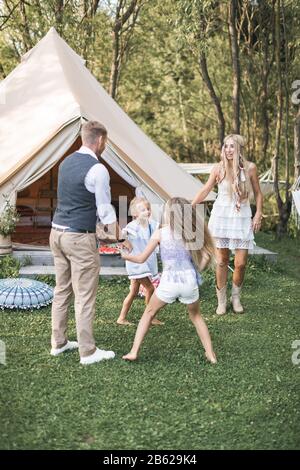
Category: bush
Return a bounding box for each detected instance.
[35,275,56,286]
[260,195,279,232]
[0,255,20,278]
[287,213,300,239]
[0,198,20,236]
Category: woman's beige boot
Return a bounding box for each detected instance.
[216,286,227,315]
[231,283,244,313]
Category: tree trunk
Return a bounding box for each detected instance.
[0,63,6,79]
[228,0,240,134]
[281,0,291,204]
[199,52,225,147]
[177,80,192,161]
[294,108,300,181]
[109,1,140,99]
[259,1,275,166]
[109,28,121,99]
[92,0,101,16]
[19,1,33,51]
[274,0,291,237]
[261,59,270,165]
[274,0,283,231]
[55,0,64,34]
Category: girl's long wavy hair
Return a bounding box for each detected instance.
[217,134,250,211]
[163,197,215,271]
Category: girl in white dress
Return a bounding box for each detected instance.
[192,134,263,314]
[117,197,163,326]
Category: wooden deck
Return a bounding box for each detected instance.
[19,265,127,278]
[248,245,278,262]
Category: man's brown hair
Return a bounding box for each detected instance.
[81,121,107,145]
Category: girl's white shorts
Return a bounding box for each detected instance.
[155,272,199,305]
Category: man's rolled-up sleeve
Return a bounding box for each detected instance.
[89,164,117,225]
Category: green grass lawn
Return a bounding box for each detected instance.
[0,232,299,450]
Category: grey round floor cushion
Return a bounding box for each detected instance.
[0,278,53,310]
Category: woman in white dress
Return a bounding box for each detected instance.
[192,134,263,314]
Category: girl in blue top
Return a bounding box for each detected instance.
[117,197,163,326]
[121,197,217,364]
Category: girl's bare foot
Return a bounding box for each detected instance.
[117,319,133,326]
[205,351,217,364]
[151,318,164,325]
[122,352,137,361]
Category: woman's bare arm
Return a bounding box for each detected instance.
[192,165,219,206]
[249,163,263,232]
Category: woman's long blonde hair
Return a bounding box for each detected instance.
[217,134,250,211]
[163,197,215,271]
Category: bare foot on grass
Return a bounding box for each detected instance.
[205,351,217,364]
[116,319,133,326]
[122,352,137,361]
[151,318,164,326]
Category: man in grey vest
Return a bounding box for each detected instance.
[50,121,127,365]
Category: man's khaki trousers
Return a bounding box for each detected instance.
[50,229,100,358]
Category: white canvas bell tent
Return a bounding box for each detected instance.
[0,27,215,232]
[179,163,215,175]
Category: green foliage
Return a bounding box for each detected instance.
[35,275,56,287]
[1,0,300,231]
[1,0,299,170]
[0,255,20,278]
[255,231,300,281]
[20,255,32,267]
[0,199,20,236]
[0,1,113,84]
[201,264,216,285]
[287,213,300,239]
[247,254,279,275]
